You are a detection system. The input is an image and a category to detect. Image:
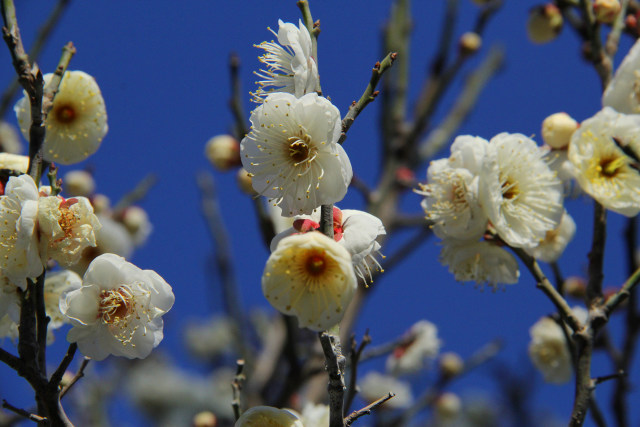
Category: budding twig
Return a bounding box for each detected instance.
[344,392,395,426]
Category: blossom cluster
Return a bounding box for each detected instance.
[417,133,565,288]
[0,69,173,362]
[233,20,386,332]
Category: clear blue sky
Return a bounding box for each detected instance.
[0,1,638,426]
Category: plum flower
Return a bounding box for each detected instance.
[253,19,319,101]
[602,38,640,114]
[0,174,42,289]
[15,70,108,165]
[60,253,174,360]
[270,207,385,282]
[44,270,82,329]
[235,406,303,427]
[38,195,101,267]
[524,210,576,263]
[386,320,441,375]
[262,232,356,331]
[479,133,563,248]
[568,107,640,216]
[440,238,519,288]
[241,92,352,216]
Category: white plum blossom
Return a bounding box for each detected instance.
[60,253,174,360]
[235,406,303,427]
[440,238,520,288]
[15,71,108,165]
[262,232,356,331]
[0,274,20,323]
[0,314,18,341]
[44,270,82,329]
[568,107,640,216]
[603,38,640,114]
[0,153,28,173]
[386,320,441,375]
[38,195,101,267]
[253,19,319,100]
[270,206,385,282]
[241,92,352,216]
[525,210,576,263]
[301,403,330,427]
[0,121,22,154]
[528,307,588,384]
[0,174,42,289]
[479,133,563,248]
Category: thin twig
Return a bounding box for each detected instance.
[512,248,582,332]
[344,392,395,426]
[604,265,640,316]
[338,52,397,145]
[1,400,45,424]
[48,343,77,390]
[418,46,504,161]
[59,357,90,399]
[231,359,245,421]
[112,173,157,215]
[228,53,248,140]
[587,202,607,305]
[344,331,371,413]
[0,0,71,118]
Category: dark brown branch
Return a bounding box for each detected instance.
[228,52,248,140]
[344,331,371,413]
[48,343,77,390]
[319,331,346,427]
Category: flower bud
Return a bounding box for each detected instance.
[593,0,621,24]
[193,411,217,427]
[527,4,563,44]
[0,121,22,154]
[90,193,111,214]
[541,112,578,149]
[236,167,256,195]
[63,170,96,197]
[459,32,482,56]
[564,276,587,299]
[205,135,240,171]
[120,206,152,246]
[435,392,462,420]
[439,352,464,378]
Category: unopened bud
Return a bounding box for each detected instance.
[459,32,482,56]
[193,411,217,427]
[541,112,578,150]
[59,371,75,389]
[593,0,621,24]
[564,276,587,299]
[527,4,563,44]
[236,167,256,195]
[0,121,22,154]
[205,135,241,171]
[120,206,151,245]
[63,170,96,197]
[90,193,111,214]
[435,392,462,420]
[439,352,464,378]
[625,13,639,35]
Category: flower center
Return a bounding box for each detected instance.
[98,287,133,325]
[55,105,76,124]
[597,156,626,178]
[57,199,79,240]
[501,177,519,200]
[305,253,327,276]
[287,131,315,165]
